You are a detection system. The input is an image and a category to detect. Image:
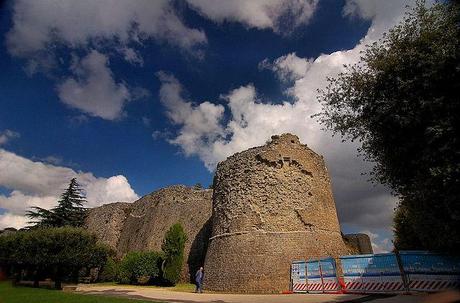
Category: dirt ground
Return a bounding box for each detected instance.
[76,284,433,303]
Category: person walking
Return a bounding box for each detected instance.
[195,267,204,293]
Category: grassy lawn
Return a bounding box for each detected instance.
[0,281,161,303]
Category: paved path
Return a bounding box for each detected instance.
[76,285,426,303]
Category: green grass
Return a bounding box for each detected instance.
[0,281,162,303]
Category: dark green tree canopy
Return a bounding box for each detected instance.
[0,227,112,289]
[27,178,87,228]
[316,2,459,252]
[161,223,187,285]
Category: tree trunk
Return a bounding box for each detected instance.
[12,268,21,286]
[33,268,39,288]
[54,267,62,290]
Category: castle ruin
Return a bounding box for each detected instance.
[85,133,371,292]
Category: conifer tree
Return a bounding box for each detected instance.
[27,178,87,227]
[161,223,187,285]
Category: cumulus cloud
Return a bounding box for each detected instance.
[186,0,318,34]
[6,0,207,60]
[156,71,226,165]
[0,149,139,229]
[0,130,20,146]
[157,1,423,244]
[259,52,313,83]
[6,0,205,119]
[57,50,131,120]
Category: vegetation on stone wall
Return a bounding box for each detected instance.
[116,251,163,284]
[0,227,112,289]
[27,178,87,228]
[316,1,460,252]
[98,223,188,286]
[161,223,187,285]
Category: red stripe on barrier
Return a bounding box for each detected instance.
[373,282,382,291]
[394,282,403,290]
[432,280,443,290]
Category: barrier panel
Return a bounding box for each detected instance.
[291,251,460,295]
[340,253,404,293]
[399,251,460,292]
[306,260,323,293]
[291,260,307,293]
[319,258,341,293]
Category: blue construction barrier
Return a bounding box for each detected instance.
[319,258,340,293]
[306,259,323,293]
[340,253,404,293]
[291,260,307,292]
[291,251,460,295]
[399,251,460,292]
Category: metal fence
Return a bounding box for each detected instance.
[291,251,460,294]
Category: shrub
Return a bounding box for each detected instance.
[117,251,162,284]
[98,257,119,282]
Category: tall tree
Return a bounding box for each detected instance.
[161,223,187,285]
[316,2,460,252]
[27,178,87,227]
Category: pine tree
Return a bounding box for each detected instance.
[27,178,87,227]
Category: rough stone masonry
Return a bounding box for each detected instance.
[85,133,371,292]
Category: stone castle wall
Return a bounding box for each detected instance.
[86,185,212,281]
[86,133,372,290]
[203,134,355,293]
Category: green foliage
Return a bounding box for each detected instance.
[0,227,112,289]
[161,223,187,285]
[98,257,119,282]
[117,251,162,285]
[317,1,460,252]
[27,178,87,228]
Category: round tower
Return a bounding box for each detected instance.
[203,133,352,293]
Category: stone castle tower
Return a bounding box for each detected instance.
[85,133,371,291]
[203,133,355,293]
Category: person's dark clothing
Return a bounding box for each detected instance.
[195,269,203,293]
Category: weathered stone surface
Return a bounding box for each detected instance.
[85,202,132,250]
[117,185,212,281]
[85,185,212,282]
[86,133,373,291]
[203,133,357,293]
[343,233,373,254]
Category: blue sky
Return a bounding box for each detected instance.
[0,0,417,252]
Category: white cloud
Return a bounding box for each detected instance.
[259,52,313,82]
[6,0,207,60]
[0,130,20,146]
[0,149,139,229]
[156,71,226,166]
[157,1,421,237]
[119,47,144,66]
[57,50,131,120]
[6,0,205,120]
[361,230,393,253]
[186,0,318,34]
[0,213,29,230]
